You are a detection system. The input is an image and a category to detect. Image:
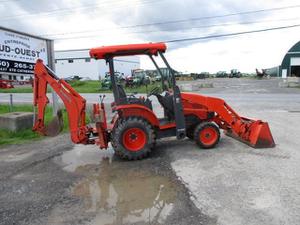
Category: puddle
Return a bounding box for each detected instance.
[74,165,177,225]
[54,145,178,225]
[54,144,114,172]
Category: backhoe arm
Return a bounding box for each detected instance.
[33,59,88,144]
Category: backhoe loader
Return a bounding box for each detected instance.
[33,42,275,160]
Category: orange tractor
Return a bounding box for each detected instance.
[33,43,275,160]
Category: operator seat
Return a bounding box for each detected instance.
[117,84,153,110]
[117,84,127,100]
[155,92,174,120]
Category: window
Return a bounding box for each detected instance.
[13,76,16,80]
[55,60,58,63]
[68,59,74,63]
[0,74,2,79]
[85,58,91,63]
[20,76,24,80]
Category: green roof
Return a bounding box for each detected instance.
[287,41,300,53]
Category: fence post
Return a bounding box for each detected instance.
[9,94,13,112]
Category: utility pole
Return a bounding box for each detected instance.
[47,39,59,116]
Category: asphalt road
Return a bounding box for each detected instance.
[0,78,300,225]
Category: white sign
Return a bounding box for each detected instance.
[0,28,48,75]
[290,57,300,66]
[282,69,287,78]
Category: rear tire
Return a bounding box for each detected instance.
[194,122,220,149]
[112,117,154,160]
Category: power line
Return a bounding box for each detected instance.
[0,0,21,3]
[164,24,300,43]
[40,4,300,37]
[132,17,300,34]
[51,23,300,42]
[0,0,124,19]
[46,16,300,38]
[118,4,300,29]
[0,0,162,21]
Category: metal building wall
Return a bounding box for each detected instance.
[280,41,300,77]
[55,49,140,79]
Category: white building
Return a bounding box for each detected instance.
[55,49,140,80]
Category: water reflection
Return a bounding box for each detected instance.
[58,145,114,172]
[73,160,176,225]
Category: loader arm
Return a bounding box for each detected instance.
[33,59,88,144]
[181,93,275,148]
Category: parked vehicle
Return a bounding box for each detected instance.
[191,72,209,80]
[131,69,151,86]
[229,69,241,78]
[216,71,228,78]
[101,72,125,89]
[0,79,14,89]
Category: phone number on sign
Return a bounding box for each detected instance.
[0,60,34,70]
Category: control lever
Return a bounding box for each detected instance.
[99,94,106,103]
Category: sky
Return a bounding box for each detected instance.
[1,0,300,73]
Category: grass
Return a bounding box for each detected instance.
[69,80,162,94]
[0,80,162,94]
[0,129,41,146]
[69,80,102,93]
[0,104,70,146]
[0,86,35,93]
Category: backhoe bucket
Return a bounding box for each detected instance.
[44,109,64,137]
[226,119,275,148]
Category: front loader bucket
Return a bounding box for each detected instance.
[226,120,275,148]
[44,109,64,137]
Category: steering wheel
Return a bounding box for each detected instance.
[127,92,138,98]
[147,86,160,97]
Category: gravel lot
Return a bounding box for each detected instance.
[0,77,300,225]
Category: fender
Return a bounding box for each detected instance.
[115,104,160,127]
[181,93,214,120]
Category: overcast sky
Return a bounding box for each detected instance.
[1,0,300,73]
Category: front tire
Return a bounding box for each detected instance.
[112,117,154,160]
[194,122,220,149]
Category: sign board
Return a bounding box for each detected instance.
[0,27,51,76]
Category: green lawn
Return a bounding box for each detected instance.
[69,80,102,93]
[0,86,35,93]
[0,80,102,93]
[0,80,161,94]
[0,104,69,146]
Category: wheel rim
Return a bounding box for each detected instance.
[199,126,218,146]
[122,128,147,152]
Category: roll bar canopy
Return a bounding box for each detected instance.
[89,42,167,59]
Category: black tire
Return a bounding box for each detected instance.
[194,122,220,149]
[111,117,154,160]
